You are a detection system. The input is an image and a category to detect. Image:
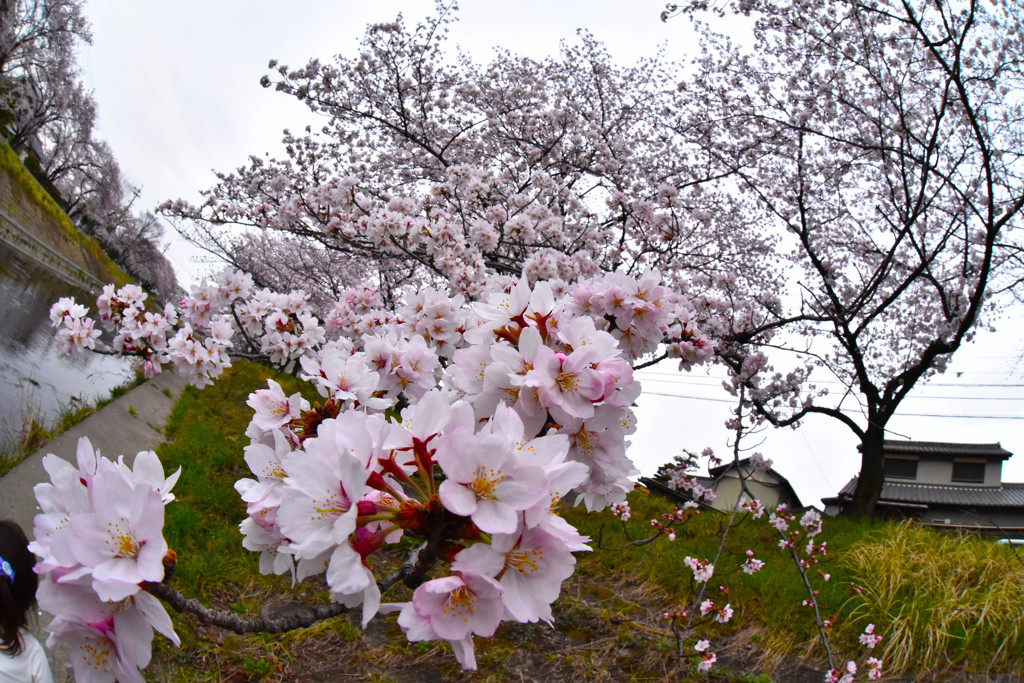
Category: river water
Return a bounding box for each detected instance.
[0,247,135,451]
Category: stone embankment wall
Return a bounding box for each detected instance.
[0,141,130,293]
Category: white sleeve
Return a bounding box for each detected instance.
[25,636,54,683]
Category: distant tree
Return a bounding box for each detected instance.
[35,86,132,237]
[103,211,180,303]
[0,1,179,302]
[0,0,89,148]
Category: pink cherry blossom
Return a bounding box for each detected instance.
[68,459,168,602]
[246,379,307,432]
[275,411,377,558]
[436,429,547,535]
[859,623,883,649]
[684,556,715,583]
[396,572,504,670]
[453,524,579,625]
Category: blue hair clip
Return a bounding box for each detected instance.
[0,556,13,583]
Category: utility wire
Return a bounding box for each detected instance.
[639,390,1024,420]
[634,368,1024,389]
[635,371,1024,390]
[636,376,1022,400]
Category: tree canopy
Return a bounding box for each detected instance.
[164,0,1024,517]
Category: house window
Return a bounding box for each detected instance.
[952,459,986,484]
[884,457,918,480]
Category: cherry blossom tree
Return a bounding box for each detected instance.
[162,5,775,301]
[0,0,90,149]
[165,0,1024,517]
[662,0,1024,516]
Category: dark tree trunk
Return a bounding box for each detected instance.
[847,426,886,518]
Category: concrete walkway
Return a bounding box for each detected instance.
[0,370,188,532]
[0,370,188,680]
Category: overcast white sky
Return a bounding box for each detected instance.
[75,1,1024,507]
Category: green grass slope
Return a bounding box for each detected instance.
[141,362,1024,681]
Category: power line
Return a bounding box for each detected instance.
[800,428,835,491]
[636,376,1022,401]
[635,371,1024,390]
[639,390,1024,420]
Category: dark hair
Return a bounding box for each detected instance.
[0,519,38,655]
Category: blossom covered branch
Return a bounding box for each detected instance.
[41,268,717,677]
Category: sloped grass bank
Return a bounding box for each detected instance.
[563,490,884,673]
[145,362,1024,681]
[565,489,1024,680]
[0,140,131,287]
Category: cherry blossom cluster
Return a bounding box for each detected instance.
[50,282,234,388]
[865,657,883,679]
[823,624,885,681]
[858,623,882,649]
[50,273,329,387]
[694,638,716,671]
[50,296,101,354]
[229,275,686,667]
[28,438,180,683]
[661,448,720,505]
[178,270,253,328]
[741,550,765,574]
[698,598,734,624]
[561,269,711,364]
[825,661,859,683]
[447,277,652,509]
[610,502,631,521]
[769,504,797,539]
[684,556,715,583]
[667,468,717,504]
[749,452,773,471]
[825,654,884,683]
[235,288,326,365]
[53,267,711,403]
[322,286,389,340]
[741,498,767,518]
[235,386,590,669]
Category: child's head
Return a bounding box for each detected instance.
[0,519,38,655]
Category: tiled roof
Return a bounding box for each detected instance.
[881,441,1013,460]
[833,477,1024,508]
